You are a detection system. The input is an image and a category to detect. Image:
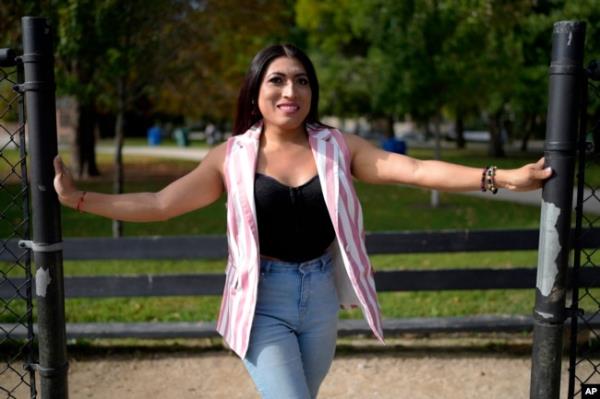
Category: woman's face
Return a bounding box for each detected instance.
[257,56,312,132]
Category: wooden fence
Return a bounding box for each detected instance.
[2,228,600,339]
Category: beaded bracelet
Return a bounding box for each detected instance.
[480,167,488,192]
[480,166,498,194]
[485,166,498,194]
[76,191,87,213]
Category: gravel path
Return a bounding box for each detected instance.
[1,336,583,398]
[66,351,570,399]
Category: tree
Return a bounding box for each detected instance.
[297,0,471,131]
[152,0,297,124]
[298,0,462,207]
[298,0,549,157]
[0,1,62,46]
[559,0,600,155]
[471,1,532,157]
[54,0,104,177]
[62,0,297,236]
[0,0,103,177]
[295,0,382,120]
[90,0,190,236]
[510,8,554,152]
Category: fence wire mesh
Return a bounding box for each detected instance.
[568,75,600,398]
[0,61,36,398]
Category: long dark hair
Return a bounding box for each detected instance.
[232,44,324,135]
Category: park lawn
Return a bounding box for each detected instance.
[1,144,599,187]
[0,180,554,325]
[101,137,210,149]
[56,181,550,237]
[63,250,544,322]
[2,165,550,238]
[2,148,599,326]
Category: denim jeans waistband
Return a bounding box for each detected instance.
[260,251,333,274]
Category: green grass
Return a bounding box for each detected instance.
[12,247,597,325]
[98,137,211,149]
[53,182,548,237]
[2,290,535,324]
[0,161,550,238]
[63,297,222,323]
[357,184,543,231]
[1,146,598,326]
[371,251,538,270]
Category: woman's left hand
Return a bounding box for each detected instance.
[498,157,553,191]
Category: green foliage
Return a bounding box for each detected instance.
[4,1,599,144]
[0,0,300,124]
[3,1,600,327]
[54,0,187,111]
[296,0,600,150]
[152,0,298,121]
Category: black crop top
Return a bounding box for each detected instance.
[254,173,336,262]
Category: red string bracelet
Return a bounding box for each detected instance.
[76,191,87,213]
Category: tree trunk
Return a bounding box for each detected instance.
[455,112,465,149]
[520,114,533,153]
[424,122,432,141]
[385,115,395,138]
[431,115,441,208]
[520,131,531,153]
[74,102,100,178]
[487,112,506,158]
[112,78,126,238]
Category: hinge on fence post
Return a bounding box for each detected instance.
[18,240,63,252]
[12,81,55,93]
[12,83,24,94]
[25,362,70,377]
[565,306,584,319]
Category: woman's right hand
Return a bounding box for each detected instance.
[53,155,82,207]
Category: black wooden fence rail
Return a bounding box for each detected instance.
[3,228,600,339]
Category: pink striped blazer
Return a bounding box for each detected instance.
[216,122,384,358]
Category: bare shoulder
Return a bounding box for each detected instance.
[341,132,376,157]
[201,140,229,175]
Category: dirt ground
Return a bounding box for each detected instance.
[67,352,568,399]
[2,336,577,398]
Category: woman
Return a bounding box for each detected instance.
[54,44,552,398]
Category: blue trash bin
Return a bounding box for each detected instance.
[147,125,162,146]
[381,137,406,155]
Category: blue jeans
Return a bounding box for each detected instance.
[243,252,340,399]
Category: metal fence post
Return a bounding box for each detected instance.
[19,49,39,399]
[529,20,586,399]
[20,16,69,398]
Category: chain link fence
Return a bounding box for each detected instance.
[0,59,37,398]
[568,71,600,398]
